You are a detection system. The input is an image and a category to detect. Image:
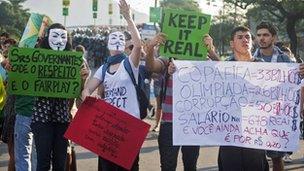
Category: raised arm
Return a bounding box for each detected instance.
[146,33,167,73]
[203,34,221,61]
[81,78,102,100]
[119,0,141,67]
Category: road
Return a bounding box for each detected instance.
[1,116,304,171]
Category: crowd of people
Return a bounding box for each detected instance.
[0,0,304,171]
[70,24,148,69]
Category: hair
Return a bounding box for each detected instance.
[280,46,291,53]
[256,21,277,36]
[39,23,72,50]
[75,45,85,53]
[230,26,251,40]
[3,38,17,46]
[0,32,9,38]
[2,38,17,58]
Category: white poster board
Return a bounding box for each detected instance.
[173,60,302,151]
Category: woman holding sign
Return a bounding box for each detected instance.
[31,23,89,171]
[82,0,142,170]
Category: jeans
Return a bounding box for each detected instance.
[158,122,200,171]
[14,115,36,171]
[31,122,69,171]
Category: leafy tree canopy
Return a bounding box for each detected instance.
[225,0,304,59]
[0,0,30,39]
[160,0,201,12]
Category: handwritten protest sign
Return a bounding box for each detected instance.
[173,60,302,151]
[64,97,150,170]
[160,9,211,60]
[8,47,83,98]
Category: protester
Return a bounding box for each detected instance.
[217,26,269,171]
[280,46,296,62]
[81,0,142,170]
[1,38,17,171]
[0,54,6,135]
[74,44,91,108]
[151,71,163,132]
[145,32,220,171]
[0,37,10,136]
[0,32,10,53]
[30,23,89,171]
[71,27,117,68]
[253,21,296,171]
[14,71,36,171]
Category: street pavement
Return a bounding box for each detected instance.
[1,115,304,171]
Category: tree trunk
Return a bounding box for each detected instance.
[286,17,298,60]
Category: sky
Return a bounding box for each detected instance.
[21,0,223,26]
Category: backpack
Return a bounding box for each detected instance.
[100,59,149,119]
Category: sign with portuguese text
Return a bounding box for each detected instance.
[65,97,150,170]
[8,47,83,98]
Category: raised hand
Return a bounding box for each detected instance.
[119,0,131,21]
[148,33,167,47]
[203,34,215,52]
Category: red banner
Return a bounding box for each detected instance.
[64,97,150,170]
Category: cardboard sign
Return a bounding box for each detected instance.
[64,97,150,170]
[8,47,83,98]
[173,60,302,151]
[160,9,211,60]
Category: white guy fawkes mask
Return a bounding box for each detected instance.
[107,31,126,51]
[48,28,68,51]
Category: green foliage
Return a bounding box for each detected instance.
[224,0,304,58]
[209,2,245,57]
[0,0,30,40]
[209,21,235,56]
[160,0,201,12]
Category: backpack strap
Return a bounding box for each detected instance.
[101,53,127,83]
[100,63,110,84]
[123,58,139,87]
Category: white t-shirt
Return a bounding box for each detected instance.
[94,58,140,119]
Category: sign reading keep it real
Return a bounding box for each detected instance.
[160,9,211,60]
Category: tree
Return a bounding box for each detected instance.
[209,2,247,56]
[209,21,235,56]
[0,0,29,39]
[160,0,201,12]
[225,0,304,60]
